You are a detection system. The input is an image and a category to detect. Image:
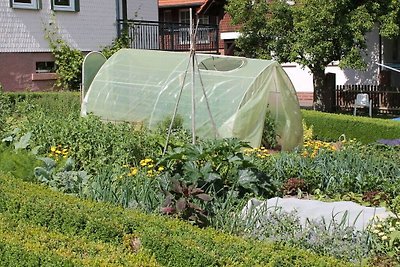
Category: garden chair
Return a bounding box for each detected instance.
[353,93,372,117]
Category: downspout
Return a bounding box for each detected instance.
[122,0,128,35]
[116,0,121,37]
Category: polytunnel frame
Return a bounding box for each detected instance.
[81,49,303,151]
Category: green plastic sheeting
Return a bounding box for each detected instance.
[82,51,107,97]
[81,49,303,150]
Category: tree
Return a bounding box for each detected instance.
[226,0,400,111]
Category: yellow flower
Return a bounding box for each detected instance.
[373,229,380,234]
[147,170,153,176]
[148,164,154,168]
[381,235,388,240]
[140,159,147,166]
[158,166,165,172]
[130,167,138,176]
[50,146,56,152]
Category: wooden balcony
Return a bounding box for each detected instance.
[117,20,219,54]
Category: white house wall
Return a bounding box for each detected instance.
[0,0,158,53]
[126,0,158,21]
[282,27,381,92]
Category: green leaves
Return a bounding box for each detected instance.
[44,15,83,90]
[226,0,400,110]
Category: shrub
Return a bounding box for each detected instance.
[101,34,131,59]
[0,214,160,267]
[302,110,400,144]
[44,16,84,90]
[0,174,356,267]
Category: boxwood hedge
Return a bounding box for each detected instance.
[0,174,357,267]
[302,110,400,144]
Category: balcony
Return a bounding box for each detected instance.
[117,20,219,54]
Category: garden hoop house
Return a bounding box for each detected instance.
[81,49,303,150]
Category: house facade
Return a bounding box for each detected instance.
[157,0,400,106]
[158,0,240,55]
[0,0,158,91]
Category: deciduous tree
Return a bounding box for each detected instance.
[226,0,400,111]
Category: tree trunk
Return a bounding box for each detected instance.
[312,68,327,111]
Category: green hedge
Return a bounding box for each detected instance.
[302,110,400,143]
[0,214,159,267]
[0,174,358,267]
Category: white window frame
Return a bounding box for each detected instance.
[10,0,40,10]
[52,0,79,12]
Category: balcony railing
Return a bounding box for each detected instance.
[117,20,219,53]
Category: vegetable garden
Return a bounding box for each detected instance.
[0,91,399,266]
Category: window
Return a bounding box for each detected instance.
[10,0,41,10]
[163,10,172,22]
[51,0,79,12]
[197,15,210,44]
[179,9,191,44]
[198,15,209,25]
[179,9,191,24]
[36,61,55,73]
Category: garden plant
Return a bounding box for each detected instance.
[0,91,399,266]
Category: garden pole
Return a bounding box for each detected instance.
[190,8,196,145]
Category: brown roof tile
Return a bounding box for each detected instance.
[159,0,206,8]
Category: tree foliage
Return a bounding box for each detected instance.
[226,0,400,111]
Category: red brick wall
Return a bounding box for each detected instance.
[218,12,241,55]
[219,12,240,33]
[297,92,313,101]
[0,52,57,92]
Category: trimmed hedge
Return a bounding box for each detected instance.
[0,215,159,267]
[0,241,76,267]
[0,174,358,267]
[302,110,400,144]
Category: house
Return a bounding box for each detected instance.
[157,0,240,55]
[155,1,400,106]
[0,0,158,91]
